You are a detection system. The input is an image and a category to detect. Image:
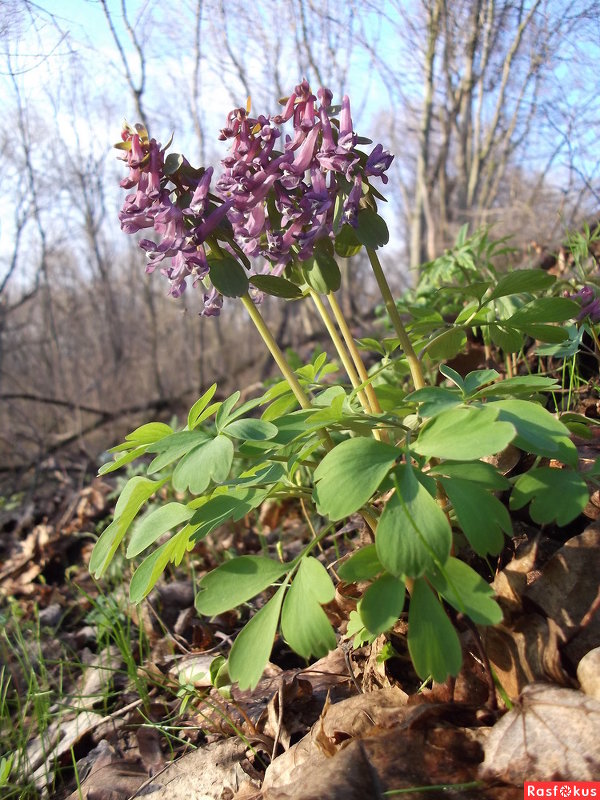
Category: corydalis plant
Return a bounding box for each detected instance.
[117,80,393,315]
[94,80,598,694]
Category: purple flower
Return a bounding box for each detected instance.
[568,285,600,323]
[365,144,394,184]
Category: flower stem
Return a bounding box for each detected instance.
[240,294,333,450]
[327,291,385,418]
[366,248,426,390]
[308,289,371,414]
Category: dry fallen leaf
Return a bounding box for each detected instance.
[139,737,249,799]
[480,683,600,782]
[485,528,600,699]
[577,647,600,700]
[524,525,600,666]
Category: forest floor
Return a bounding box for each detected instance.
[1,393,600,799]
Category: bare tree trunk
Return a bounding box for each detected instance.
[410,0,442,269]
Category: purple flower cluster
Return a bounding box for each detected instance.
[567,285,600,323]
[216,81,393,273]
[117,123,231,309]
[116,82,394,315]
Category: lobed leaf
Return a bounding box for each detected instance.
[493,398,577,467]
[510,467,589,526]
[487,269,555,301]
[146,430,210,474]
[89,476,167,578]
[313,437,399,520]
[281,557,336,660]
[428,460,510,490]
[172,435,234,495]
[440,477,512,555]
[338,544,383,582]
[98,445,147,476]
[195,555,288,616]
[376,464,452,578]
[125,422,173,445]
[406,387,461,418]
[414,405,516,460]
[187,384,218,430]
[407,578,462,682]
[223,418,278,441]
[428,558,503,626]
[129,530,192,603]
[229,583,287,690]
[127,502,193,557]
[358,573,405,636]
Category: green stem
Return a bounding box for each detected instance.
[240,294,333,450]
[366,248,426,390]
[327,291,385,419]
[308,289,371,414]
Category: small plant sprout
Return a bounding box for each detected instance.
[92,80,600,690]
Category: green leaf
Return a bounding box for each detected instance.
[223,418,278,441]
[428,558,503,626]
[125,422,173,445]
[414,405,516,460]
[208,253,249,297]
[281,557,336,660]
[427,328,467,361]
[488,324,524,353]
[195,555,288,617]
[146,430,211,473]
[493,398,577,466]
[334,223,363,257]
[376,464,452,578]
[301,251,341,294]
[127,502,193,557]
[172,435,234,495]
[358,573,405,636]
[188,384,218,430]
[440,478,512,555]
[188,493,257,540]
[163,152,184,175]
[90,477,167,578]
[406,387,461,418]
[473,375,560,398]
[215,391,241,430]
[428,461,510,490]
[462,369,501,397]
[261,391,298,421]
[250,275,304,298]
[407,578,462,682]
[487,269,555,300]
[313,438,399,521]
[338,544,383,582]
[438,364,465,391]
[535,325,583,358]
[354,210,389,249]
[510,468,589,526]
[98,446,147,476]
[229,583,287,690]
[517,324,573,344]
[508,297,579,325]
[129,534,183,603]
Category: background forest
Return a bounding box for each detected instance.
[2,0,600,478]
